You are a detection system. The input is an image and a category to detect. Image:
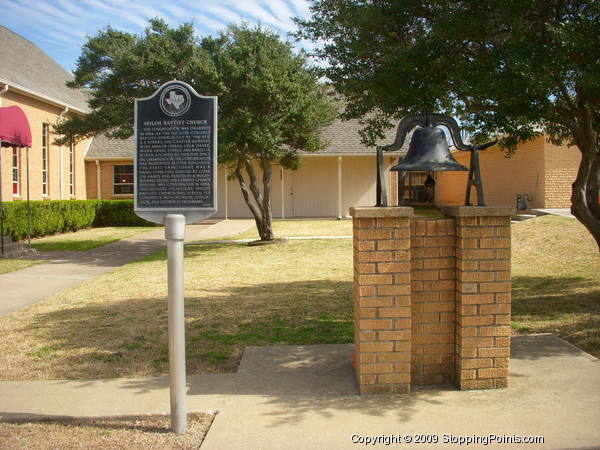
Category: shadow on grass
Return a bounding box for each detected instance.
[30,240,120,253]
[512,276,600,358]
[3,279,452,424]
[7,276,599,426]
[25,238,167,268]
[13,279,353,379]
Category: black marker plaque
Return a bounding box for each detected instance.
[134,80,217,224]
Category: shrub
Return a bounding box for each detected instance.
[0,199,154,241]
[0,200,97,240]
[93,200,155,227]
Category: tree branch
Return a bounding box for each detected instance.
[234,158,263,223]
[241,155,264,207]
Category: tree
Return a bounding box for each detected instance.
[201,25,335,240]
[57,19,335,241]
[295,0,600,248]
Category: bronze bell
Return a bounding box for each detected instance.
[390,126,468,172]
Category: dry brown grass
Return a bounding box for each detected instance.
[0,239,353,380]
[0,413,214,449]
[228,219,352,240]
[1,215,597,382]
[512,215,600,357]
[30,227,156,252]
[0,258,43,274]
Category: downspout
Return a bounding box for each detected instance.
[223,165,228,220]
[59,106,69,200]
[281,167,285,220]
[0,84,8,106]
[337,156,342,219]
[95,160,102,200]
[0,85,8,254]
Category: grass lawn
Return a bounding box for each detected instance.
[220,210,441,241]
[0,215,596,381]
[0,238,353,380]
[0,258,44,274]
[226,219,353,240]
[511,215,600,357]
[29,226,157,252]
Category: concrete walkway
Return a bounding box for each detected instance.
[0,334,598,449]
[0,220,254,315]
[530,208,576,219]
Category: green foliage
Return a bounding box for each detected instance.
[201,24,336,168]
[55,19,336,241]
[57,19,208,142]
[0,200,153,240]
[56,19,335,166]
[93,200,154,227]
[296,0,600,246]
[1,200,97,240]
[295,0,598,149]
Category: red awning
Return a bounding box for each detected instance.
[0,105,32,147]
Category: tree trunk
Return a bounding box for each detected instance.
[233,156,275,242]
[571,143,600,251]
[259,157,274,241]
[568,99,600,251]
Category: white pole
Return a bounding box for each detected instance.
[223,166,228,220]
[337,156,342,219]
[281,167,284,220]
[165,213,187,435]
[95,160,102,200]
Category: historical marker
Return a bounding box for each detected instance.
[133,80,218,435]
[134,80,217,224]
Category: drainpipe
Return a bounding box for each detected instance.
[0,84,8,106]
[223,165,228,220]
[59,107,69,200]
[337,156,342,219]
[95,160,102,199]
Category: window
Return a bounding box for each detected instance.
[113,165,133,195]
[12,147,19,196]
[42,123,49,196]
[69,142,75,196]
[398,171,436,204]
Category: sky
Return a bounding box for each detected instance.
[0,0,316,73]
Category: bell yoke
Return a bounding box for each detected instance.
[376,113,496,207]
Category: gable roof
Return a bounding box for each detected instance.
[0,26,90,113]
[85,134,133,159]
[86,118,407,160]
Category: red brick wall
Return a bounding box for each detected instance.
[445,208,512,390]
[351,206,514,394]
[353,209,413,394]
[410,218,456,385]
[544,142,581,208]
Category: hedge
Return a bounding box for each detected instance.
[0,200,155,241]
[94,200,155,227]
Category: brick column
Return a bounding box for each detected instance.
[442,206,515,390]
[350,207,413,394]
[410,217,456,385]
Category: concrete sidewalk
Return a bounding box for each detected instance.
[0,335,598,449]
[0,220,254,315]
[530,208,576,219]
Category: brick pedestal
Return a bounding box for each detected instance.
[351,206,514,394]
[443,206,513,390]
[352,207,413,394]
[410,217,456,386]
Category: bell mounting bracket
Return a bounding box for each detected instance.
[376,113,496,207]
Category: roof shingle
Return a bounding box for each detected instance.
[86,118,407,160]
[0,26,89,113]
